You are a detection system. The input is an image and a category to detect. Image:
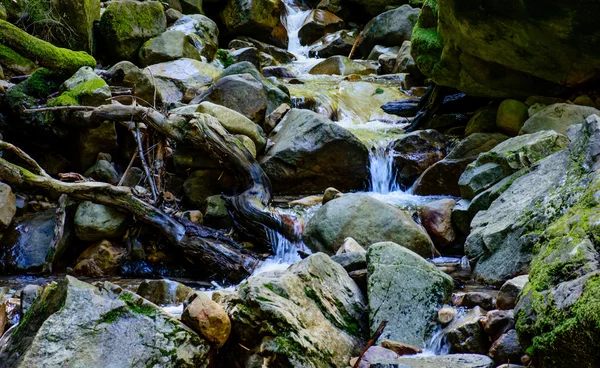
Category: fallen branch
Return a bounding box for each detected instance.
[80,104,297,246]
[0,150,257,282]
[45,194,68,273]
[352,320,388,368]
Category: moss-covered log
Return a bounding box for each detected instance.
[0,143,258,283]
[0,19,95,72]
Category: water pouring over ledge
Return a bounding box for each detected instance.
[281,0,312,59]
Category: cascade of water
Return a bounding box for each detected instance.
[369,141,401,194]
[281,0,312,59]
[421,327,450,356]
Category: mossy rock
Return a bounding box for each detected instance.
[515,160,600,367]
[99,0,167,63]
[48,66,111,107]
[411,0,600,98]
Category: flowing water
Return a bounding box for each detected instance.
[369,140,400,194]
[281,0,312,59]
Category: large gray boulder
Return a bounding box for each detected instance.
[411,0,600,98]
[0,276,211,367]
[466,115,600,286]
[367,242,453,348]
[218,253,366,367]
[74,202,129,242]
[458,130,570,199]
[519,103,600,135]
[138,31,205,66]
[304,194,435,257]
[357,5,420,57]
[168,15,219,60]
[261,109,369,194]
[143,58,220,104]
[309,30,358,59]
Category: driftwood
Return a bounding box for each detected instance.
[80,104,297,245]
[0,143,258,283]
[352,320,388,368]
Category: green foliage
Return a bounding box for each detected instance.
[216,49,235,68]
[48,78,107,107]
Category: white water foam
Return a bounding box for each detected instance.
[369,140,400,194]
[281,0,312,59]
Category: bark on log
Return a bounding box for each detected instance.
[82,104,297,246]
[0,153,257,283]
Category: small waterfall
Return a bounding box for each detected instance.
[369,141,400,194]
[421,327,450,356]
[281,0,312,59]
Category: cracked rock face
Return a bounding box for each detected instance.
[367,242,453,348]
[218,253,367,368]
[0,276,211,367]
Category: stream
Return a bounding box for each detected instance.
[0,1,482,357]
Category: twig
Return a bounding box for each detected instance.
[117,146,140,187]
[0,141,50,178]
[352,320,388,368]
[134,122,158,203]
[45,194,68,273]
[23,106,97,113]
[348,32,363,59]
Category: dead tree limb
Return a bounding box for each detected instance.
[0,153,257,283]
[352,320,388,368]
[81,104,297,246]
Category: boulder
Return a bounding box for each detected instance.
[99,0,167,62]
[260,109,369,194]
[167,14,218,60]
[465,105,499,136]
[74,202,128,242]
[322,187,342,204]
[229,47,261,69]
[84,159,120,185]
[219,253,366,367]
[351,346,401,368]
[458,130,570,200]
[181,292,231,347]
[229,37,295,64]
[197,101,266,151]
[298,9,344,46]
[220,0,286,47]
[357,5,420,57]
[214,62,291,119]
[381,339,422,356]
[391,129,447,189]
[442,306,488,354]
[466,115,600,286]
[335,237,365,255]
[183,170,236,207]
[78,124,118,172]
[438,305,457,325]
[262,66,295,79]
[413,133,509,197]
[107,61,161,106]
[496,275,528,310]
[488,330,523,365]
[519,103,600,135]
[496,99,529,136]
[309,30,358,59]
[143,58,220,104]
[368,45,400,61]
[20,285,43,316]
[483,309,515,343]
[515,161,600,366]
[309,56,376,76]
[204,195,233,229]
[50,66,111,107]
[304,194,434,257]
[195,74,267,124]
[367,242,452,347]
[178,0,202,14]
[330,252,366,272]
[73,240,126,277]
[0,209,56,274]
[0,182,16,230]
[367,354,495,368]
[0,276,212,367]
[412,0,600,98]
[419,199,456,247]
[393,40,420,75]
[452,292,494,310]
[136,279,193,305]
[138,31,205,66]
